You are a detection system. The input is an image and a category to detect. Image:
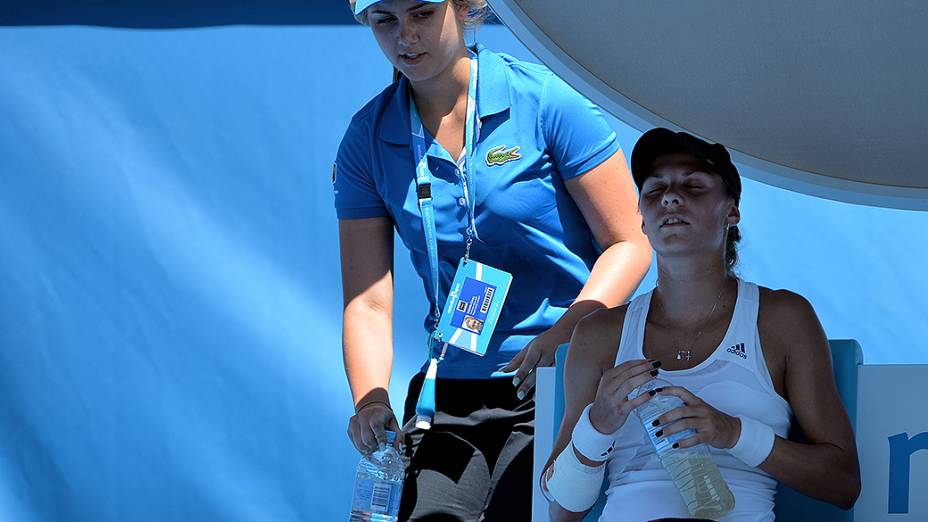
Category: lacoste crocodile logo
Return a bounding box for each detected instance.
[485,145,521,167]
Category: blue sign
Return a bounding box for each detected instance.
[888,431,928,514]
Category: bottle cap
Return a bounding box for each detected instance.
[384,430,397,445]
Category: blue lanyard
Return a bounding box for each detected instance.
[409,50,480,429]
[410,49,479,344]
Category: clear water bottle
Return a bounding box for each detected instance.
[635,379,735,519]
[349,430,405,522]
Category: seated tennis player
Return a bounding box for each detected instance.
[541,128,860,521]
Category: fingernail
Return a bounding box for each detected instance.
[517,390,525,400]
[648,390,656,396]
[512,377,521,387]
[655,387,664,392]
[651,419,660,427]
[672,442,679,449]
[650,369,659,376]
[655,430,664,437]
[652,361,662,368]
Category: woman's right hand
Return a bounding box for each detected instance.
[347,401,403,455]
[588,359,661,434]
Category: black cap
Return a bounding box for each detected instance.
[631,128,742,202]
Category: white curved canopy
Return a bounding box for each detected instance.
[490,1,928,210]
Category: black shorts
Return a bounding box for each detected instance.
[398,372,535,522]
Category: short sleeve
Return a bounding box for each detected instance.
[333,119,390,219]
[540,74,621,180]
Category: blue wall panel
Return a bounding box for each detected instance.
[0,7,926,521]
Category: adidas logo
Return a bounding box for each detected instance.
[726,342,747,359]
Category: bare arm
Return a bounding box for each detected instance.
[563,149,652,321]
[756,291,861,508]
[340,217,401,453]
[506,150,652,393]
[543,308,658,521]
[545,312,611,521]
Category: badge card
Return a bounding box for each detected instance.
[436,259,512,356]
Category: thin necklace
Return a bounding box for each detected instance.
[655,282,728,362]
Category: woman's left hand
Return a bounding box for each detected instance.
[500,328,566,400]
[653,386,741,450]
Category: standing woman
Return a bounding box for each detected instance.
[336,0,651,519]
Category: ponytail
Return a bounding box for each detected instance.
[725,225,741,276]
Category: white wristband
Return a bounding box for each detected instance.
[544,443,606,512]
[728,415,775,467]
[571,403,617,461]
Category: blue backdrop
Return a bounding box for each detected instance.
[1,4,926,520]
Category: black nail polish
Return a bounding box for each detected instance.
[655,387,664,392]
[648,390,656,396]
[652,361,662,368]
[672,442,680,449]
[655,430,664,437]
[651,419,660,427]
[650,369,659,376]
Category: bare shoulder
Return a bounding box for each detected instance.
[578,303,630,330]
[758,286,827,360]
[567,304,630,372]
[561,304,630,412]
[758,287,818,329]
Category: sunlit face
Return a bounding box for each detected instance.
[366,0,469,83]
[638,152,740,259]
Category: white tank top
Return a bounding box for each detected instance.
[600,280,792,522]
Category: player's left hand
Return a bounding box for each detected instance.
[651,386,741,450]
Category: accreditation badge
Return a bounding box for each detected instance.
[435,258,512,356]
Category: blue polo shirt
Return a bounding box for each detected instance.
[334,44,620,379]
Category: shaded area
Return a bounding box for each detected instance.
[0,0,500,27]
[490,0,928,210]
[1,13,927,522]
[0,1,359,27]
